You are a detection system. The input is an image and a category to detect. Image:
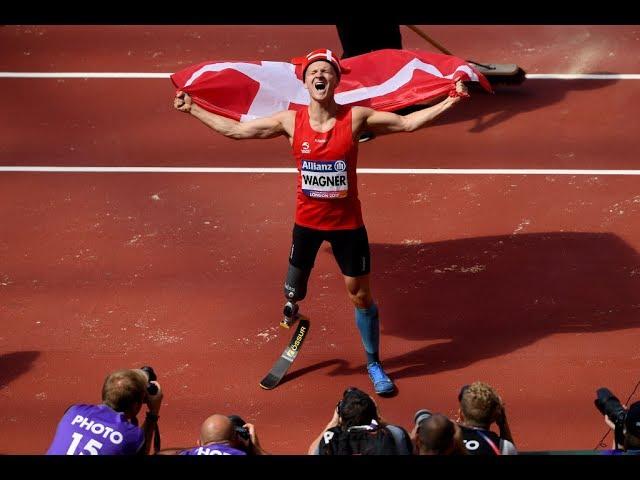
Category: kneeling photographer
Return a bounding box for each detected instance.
[156,414,268,455]
[46,366,163,455]
[308,387,413,455]
[594,387,640,453]
[411,410,467,455]
[456,381,517,455]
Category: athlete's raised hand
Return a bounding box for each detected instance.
[174,90,192,113]
[450,80,469,99]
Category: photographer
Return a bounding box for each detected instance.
[46,368,163,455]
[410,410,467,455]
[156,414,268,455]
[308,387,413,455]
[595,388,640,453]
[456,381,517,455]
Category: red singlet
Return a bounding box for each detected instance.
[292,106,363,230]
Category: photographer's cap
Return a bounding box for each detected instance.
[625,401,640,436]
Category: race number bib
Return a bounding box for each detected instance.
[301,160,348,199]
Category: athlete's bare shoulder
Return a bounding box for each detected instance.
[272,110,297,138]
[351,106,375,119]
[350,106,375,134]
[273,110,297,120]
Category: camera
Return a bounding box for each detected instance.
[140,366,159,395]
[414,409,433,428]
[594,387,627,447]
[228,415,251,442]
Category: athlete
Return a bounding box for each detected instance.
[174,48,468,395]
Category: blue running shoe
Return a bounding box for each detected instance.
[367,362,395,395]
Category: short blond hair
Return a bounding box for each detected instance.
[101,369,147,413]
[459,381,502,427]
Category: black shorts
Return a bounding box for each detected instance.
[289,224,371,277]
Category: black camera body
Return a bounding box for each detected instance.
[140,366,158,395]
[228,415,251,443]
[594,387,627,447]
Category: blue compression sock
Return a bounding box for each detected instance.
[355,302,380,365]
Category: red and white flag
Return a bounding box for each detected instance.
[170,49,492,122]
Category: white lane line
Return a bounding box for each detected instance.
[526,74,640,80]
[0,72,639,80]
[2,166,640,175]
[0,72,172,78]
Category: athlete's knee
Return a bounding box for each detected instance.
[284,264,311,302]
[345,276,371,307]
[346,284,372,308]
[349,290,372,309]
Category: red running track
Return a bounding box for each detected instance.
[1,25,640,454]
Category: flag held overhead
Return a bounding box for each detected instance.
[171,49,492,122]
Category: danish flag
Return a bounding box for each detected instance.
[170,49,492,122]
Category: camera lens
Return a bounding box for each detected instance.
[228,415,250,441]
[228,415,246,427]
[140,366,158,395]
[595,388,626,424]
[140,366,157,381]
[414,409,432,426]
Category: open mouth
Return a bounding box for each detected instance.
[314,80,326,92]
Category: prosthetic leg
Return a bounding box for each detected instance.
[280,301,300,328]
[259,265,312,389]
[280,264,311,328]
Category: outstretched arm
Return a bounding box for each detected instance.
[358,81,468,135]
[174,91,293,140]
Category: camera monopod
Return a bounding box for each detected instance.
[140,365,161,453]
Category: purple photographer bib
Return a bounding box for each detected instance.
[180,444,247,455]
[46,404,144,455]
